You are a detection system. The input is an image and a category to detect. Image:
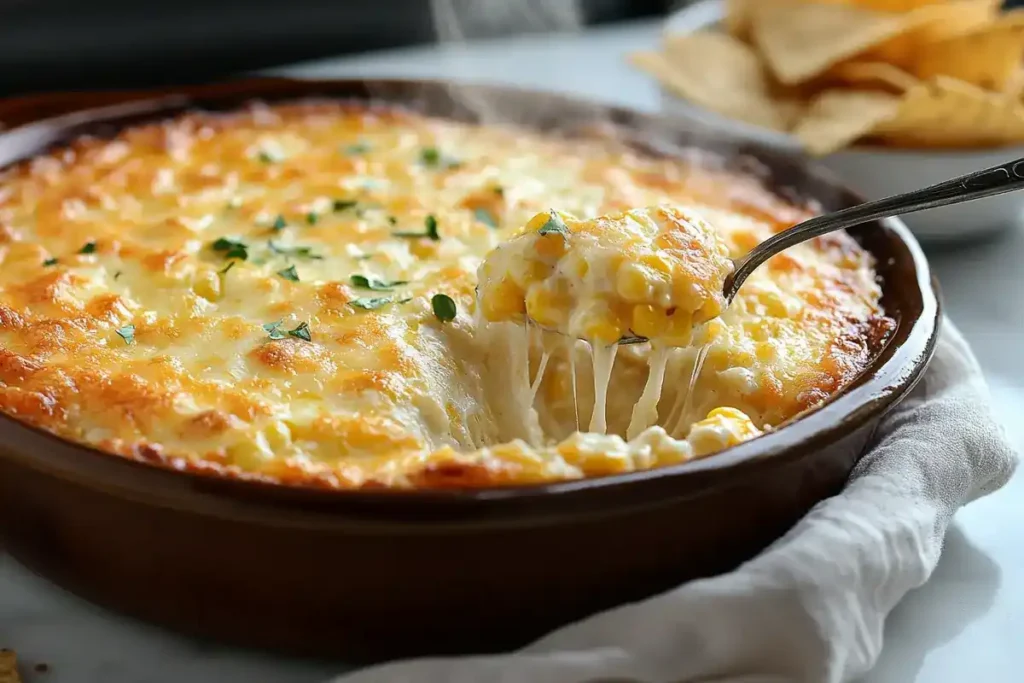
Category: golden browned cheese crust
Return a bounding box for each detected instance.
[0,101,892,488]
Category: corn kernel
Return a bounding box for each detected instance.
[195,270,222,302]
[480,278,526,321]
[631,304,669,338]
[574,304,624,344]
[534,233,567,260]
[662,311,696,346]
[616,262,653,303]
[525,211,552,232]
[525,287,570,328]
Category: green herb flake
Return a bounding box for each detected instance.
[257,150,280,164]
[333,199,358,212]
[420,147,462,170]
[348,297,395,311]
[287,322,312,342]
[420,147,441,166]
[267,241,323,260]
[343,141,371,155]
[79,241,97,254]
[431,293,457,323]
[474,208,498,228]
[271,215,288,232]
[387,215,398,226]
[43,257,58,267]
[211,237,249,261]
[115,324,135,345]
[114,270,124,280]
[394,214,441,241]
[277,265,300,282]
[306,211,319,226]
[263,320,287,340]
[219,262,235,275]
[350,274,408,291]
[537,212,569,238]
[425,214,439,239]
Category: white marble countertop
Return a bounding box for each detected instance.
[2,17,1023,683]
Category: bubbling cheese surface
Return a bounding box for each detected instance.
[0,101,892,488]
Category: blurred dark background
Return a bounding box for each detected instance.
[0,0,669,97]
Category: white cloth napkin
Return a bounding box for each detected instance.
[333,319,1018,683]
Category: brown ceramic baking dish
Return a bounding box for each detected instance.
[0,78,939,661]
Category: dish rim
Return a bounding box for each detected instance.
[663,0,1024,159]
[0,76,940,512]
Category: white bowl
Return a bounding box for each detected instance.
[659,0,1024,243]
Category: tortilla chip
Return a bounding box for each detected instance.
[866,0,1002,67]
[750,1,926,84]
[912,15,1024,91]
[630,32,791,130]
[0,650,21,683]
[827,61,920,91]
[874,76,1024,147]
[849,0,985,11]
[793,90,902,155]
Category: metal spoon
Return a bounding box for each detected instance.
[722,156,1024,303]
[609,156,1024,346]
[518,157,1024,346]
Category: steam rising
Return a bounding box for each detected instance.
[432,0,581,41]
[427,0,587,124]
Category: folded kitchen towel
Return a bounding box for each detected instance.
[332,319,1018,683]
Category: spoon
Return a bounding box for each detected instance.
[722,156,1024,303]
[609,156,1024,346]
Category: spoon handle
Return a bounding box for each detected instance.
[724,156,1024,301]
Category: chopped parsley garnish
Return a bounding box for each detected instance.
[474,208,498,228]
[115,324,135,345]
[431,294,457,322]
[392,214,440,241]
[348,297,396,311]
[277,265,300,282]
[420,147,441,166]
[257,150,280,164]
[537,211,569,238]
[79,241,97,254]
[420,147,461,169]
[493,185,505,196]
[350,275,408,291]
[333,199,358,212]
[114,270,123,280]
[270,215,287,232]
[219,262,235,275]
[263,320,286,340]
[267,241,323,260]
[387,215,397,226]
[211,237,249,261]
[288,322,312,342]
[43,257,58,266]
[343,141,371,155]
[306,211,319,226]
[263,320,310,341]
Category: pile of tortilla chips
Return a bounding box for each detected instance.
[630,0,1024,155]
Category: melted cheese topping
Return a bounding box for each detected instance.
[477,206,733,345]
[0,101,892,489]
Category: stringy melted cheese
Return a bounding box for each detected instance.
[0,101,892,488]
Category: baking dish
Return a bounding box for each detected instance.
[0,78,939,660]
